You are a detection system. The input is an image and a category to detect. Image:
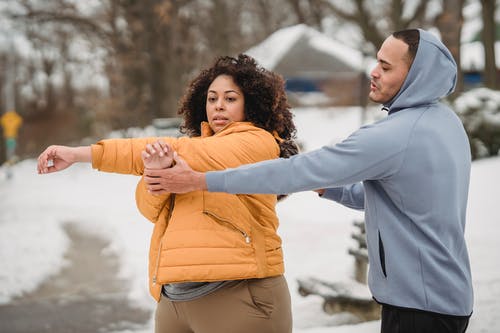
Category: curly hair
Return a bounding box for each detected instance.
[178,54,298,160]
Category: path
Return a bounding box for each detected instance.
[0,224,151,333]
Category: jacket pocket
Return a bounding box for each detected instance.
[203,210,251,244]
[378,231,387,278]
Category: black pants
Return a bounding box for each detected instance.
[381,304,470,333]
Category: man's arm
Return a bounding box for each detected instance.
[144,123,406,195]
[144,147,365,195]
[320,183,365,210]
[202,121,407,195]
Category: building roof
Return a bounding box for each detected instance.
[246,24,369,78]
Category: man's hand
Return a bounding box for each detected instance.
[314,189,325,196]
[143,152,207,194]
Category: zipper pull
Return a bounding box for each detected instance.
[244,235,251,243]
[152,276,157,285]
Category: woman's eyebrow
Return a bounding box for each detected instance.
[208,89,241,94]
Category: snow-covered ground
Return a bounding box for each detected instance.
[1,107,499,332]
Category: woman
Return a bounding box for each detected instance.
[37,54,298,333]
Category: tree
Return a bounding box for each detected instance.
[286,0,326,30]
[2,0,309,156]
[305,0,466,95]
[319,0,432,50]
[435,0,466,96]
[108,0,199,124]
[481,0,497,89]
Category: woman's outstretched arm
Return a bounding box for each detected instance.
[37,145,91,174]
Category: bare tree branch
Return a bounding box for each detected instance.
[403,0,430,28]
[481,0,497,89]
[287,0,307,24]
[390,0,404,29]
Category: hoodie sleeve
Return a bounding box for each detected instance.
[206,120,408,195]
[321,183,365,211]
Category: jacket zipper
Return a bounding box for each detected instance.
[153,194,176,286]
[203,210,251,244]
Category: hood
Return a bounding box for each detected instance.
[384,29,457,113]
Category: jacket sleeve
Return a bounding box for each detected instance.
[91,128,278,174]
[91,137,177,224]
[172,130,279,171]
[321,183,365,211]
[91,137,178,175]
[206,120,408,195]
[135,178,171,223]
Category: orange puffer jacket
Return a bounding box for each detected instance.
[91,122,284,301]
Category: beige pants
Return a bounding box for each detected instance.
[155,275,292,333]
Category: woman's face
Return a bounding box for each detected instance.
[206,74,245,133]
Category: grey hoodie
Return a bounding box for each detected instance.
[206,29,473,316]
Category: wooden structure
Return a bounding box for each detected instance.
[296,219,380,322]
[297,277,380,321]
[348,220,368,284]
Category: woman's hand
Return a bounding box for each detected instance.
[144,153,207,194]
[37,145,91,174]
[141,140,174,170]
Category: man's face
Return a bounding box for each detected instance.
[369,36,411,104]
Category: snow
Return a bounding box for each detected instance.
[461,41,500,71]
[246,24,306,70]
[306,29,365,72]
[246,24,372,73]
[1,106,499,332]
[453,87,500,147]
[454,87,500,113]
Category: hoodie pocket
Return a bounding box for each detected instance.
[378,231,387,278]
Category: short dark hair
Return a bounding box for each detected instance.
[392,29,420,67]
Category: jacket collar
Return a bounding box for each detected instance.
[200,121,255,138]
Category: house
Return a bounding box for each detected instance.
[245,24,374,107]
[461,40,500,89]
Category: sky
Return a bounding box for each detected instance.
[1,106,499,332]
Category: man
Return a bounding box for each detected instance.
[145,29,473,332]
